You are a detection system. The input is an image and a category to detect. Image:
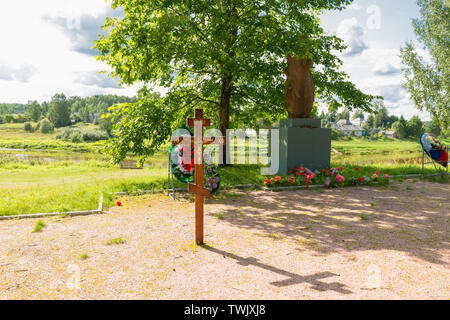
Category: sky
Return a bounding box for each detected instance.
[0,0,430,120]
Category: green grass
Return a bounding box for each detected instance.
[0,122,102,152]
[0,133,448,216]
[216,213,224,220]
[32,220,47,233]
[360,214,369,221]
[105,237,126,245]
[79,253,89,260]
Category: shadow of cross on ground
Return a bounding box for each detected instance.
[201,245,352,294]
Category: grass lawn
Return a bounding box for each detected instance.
[0,122,102,152]
[0,123,448,216]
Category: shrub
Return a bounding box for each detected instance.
[39,118,54,133]
[23,122,33,132]
[331,128,351,140]
[99,116,113,136]
[4,114,14,123]
[81,129,109,142]
[70,131,83,143]
[13,114,29,123]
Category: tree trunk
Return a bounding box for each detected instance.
[219,2,238,165]
[219,75,233,165]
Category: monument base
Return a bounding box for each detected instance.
[272,118,331,175]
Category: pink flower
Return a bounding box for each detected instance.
[375,171,380,175]
[383,174,390,180]
[336,174,345,183]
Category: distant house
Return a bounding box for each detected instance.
[380,130,396,138]
[333,120,366,136]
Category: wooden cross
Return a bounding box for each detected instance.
[172,109,224,244]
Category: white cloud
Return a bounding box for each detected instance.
[75,71,121,89]
[337,17,368,56]
[0,63,37,82]
[0,0,137,103]
[44,6,124,56]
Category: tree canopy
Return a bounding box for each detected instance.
[401,0,449,131]
[48,94,71,128]
[95,0,379,163]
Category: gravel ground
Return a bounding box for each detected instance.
[0,179,448,299]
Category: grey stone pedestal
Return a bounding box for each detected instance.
[271,118,331,175]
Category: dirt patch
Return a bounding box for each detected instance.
[0,180,448,299]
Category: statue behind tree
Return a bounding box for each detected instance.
[271,53,331,174]
[284,55,315,119]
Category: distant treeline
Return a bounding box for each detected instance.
[0,94,138,126]
[0,103,27,115]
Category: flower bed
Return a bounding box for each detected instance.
[263,166,390,189]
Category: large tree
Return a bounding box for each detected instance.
[407,115,425,138]
[95,0,378,163]
[401,0,449,131]
[27,100,42,122]
[48,94,71,128]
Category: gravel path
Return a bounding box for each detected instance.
[0,180,448,299]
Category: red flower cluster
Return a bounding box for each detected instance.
[264,176,282,186]
[264,165,391,189]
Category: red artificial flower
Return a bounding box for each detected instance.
[264,179,271,185]
[355,167,359,171]
[337,166,343,171]
[358,177,365,183]
[296,171,301,175]
[305,185,310,190]
[116,201,122,207]
[375,170,380,175]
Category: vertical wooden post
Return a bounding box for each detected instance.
[194,163,204,244]
[171,109,224,245]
